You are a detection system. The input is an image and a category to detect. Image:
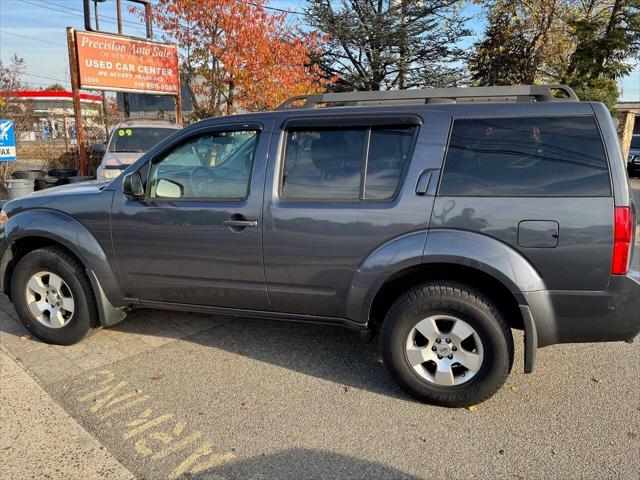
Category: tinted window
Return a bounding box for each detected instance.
[149,130,258,200]
[282,125,414,201]
[365,127,415,199]
[109,127,176,153]
[440,117,610,196]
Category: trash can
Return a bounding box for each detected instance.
[10,169,46,180]
[48,168,78,179]
[4,179,35,200]
[35,176,68,190]
[67,176,95,183]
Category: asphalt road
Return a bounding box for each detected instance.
[1,179,639,480]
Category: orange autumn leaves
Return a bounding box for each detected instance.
[149,0,328,115]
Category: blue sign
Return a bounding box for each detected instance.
[0,119,16,162]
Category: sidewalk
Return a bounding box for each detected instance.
[0,349,135,480]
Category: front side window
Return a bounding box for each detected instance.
[148,130,258,200]
[439,116,610,196]
[281,125,415,201]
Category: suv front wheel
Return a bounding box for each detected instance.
[11,247,99,345]
[381,281,514,407]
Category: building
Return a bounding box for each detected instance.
[0,90,103,141]
[116,85,192,123]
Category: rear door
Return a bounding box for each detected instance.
[431,106,614,291]
[262,111,451,319]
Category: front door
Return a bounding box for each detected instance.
[110,121,271,310]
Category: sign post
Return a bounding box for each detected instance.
[67,27,88,176]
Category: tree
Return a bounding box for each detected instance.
[468,7,532,85]
[469,0,640,109]
[469,0,563,85]
[305,0,470,91]
[42,83,67,92]
[563,0,640,108]
[146,0,326,117]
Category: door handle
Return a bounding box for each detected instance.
[223,219,258,228]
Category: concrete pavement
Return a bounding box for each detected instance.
[0,349,134,480]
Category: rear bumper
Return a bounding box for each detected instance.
[525,274,640,347]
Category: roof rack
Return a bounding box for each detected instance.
[276,84,579,110]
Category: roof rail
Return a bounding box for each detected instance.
[276,85,579,110]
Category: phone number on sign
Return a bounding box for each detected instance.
[133,82,178,93]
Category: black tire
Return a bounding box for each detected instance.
[381,281,514,407]
[11,247,99,345]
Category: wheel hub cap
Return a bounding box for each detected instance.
[24,271,75,329]
[436,342,452,357]
[405,315,484,386]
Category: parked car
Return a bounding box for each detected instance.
[628,134,640,177]
[94,121,181,180]
[0,85,637,407]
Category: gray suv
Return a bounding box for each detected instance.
[1,85,638,407]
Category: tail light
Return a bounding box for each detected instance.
[611,206,632,275]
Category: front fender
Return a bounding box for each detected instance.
[1,209,125,307]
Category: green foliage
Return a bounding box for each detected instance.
[468,7,532,85]
[305,0,470,91]
[470,0,640,110]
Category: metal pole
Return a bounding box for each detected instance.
[116,0,131,118]
[116,0,123,33]
[175,85,183,126]
[93,0,100,30]
[66,27,88,176]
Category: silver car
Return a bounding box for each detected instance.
[95,121,181,180]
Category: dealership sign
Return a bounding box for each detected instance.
[75,31,179,95]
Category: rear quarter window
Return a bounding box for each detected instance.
[439,116,611,196]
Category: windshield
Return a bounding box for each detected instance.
[109,127,177,153]
[631,136,640,149]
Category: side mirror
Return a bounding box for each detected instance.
[155,178,183,199]
[91,142,106,155]
[122,171,144,198]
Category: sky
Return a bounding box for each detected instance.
[0,0,638,101]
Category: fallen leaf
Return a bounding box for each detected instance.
[19,335,31,341]
[510,386,519,393]
[241,401,251,409]
[150,376,162,381]
[467,405,478,412]
[183,473,192,478]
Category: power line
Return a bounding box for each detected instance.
[0,29,67,48]
[42,0,149,28]
[23,72,71,84]
[15,0,147,34]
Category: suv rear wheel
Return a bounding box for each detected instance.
[11,247,99,345]
[381,281,513,407]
